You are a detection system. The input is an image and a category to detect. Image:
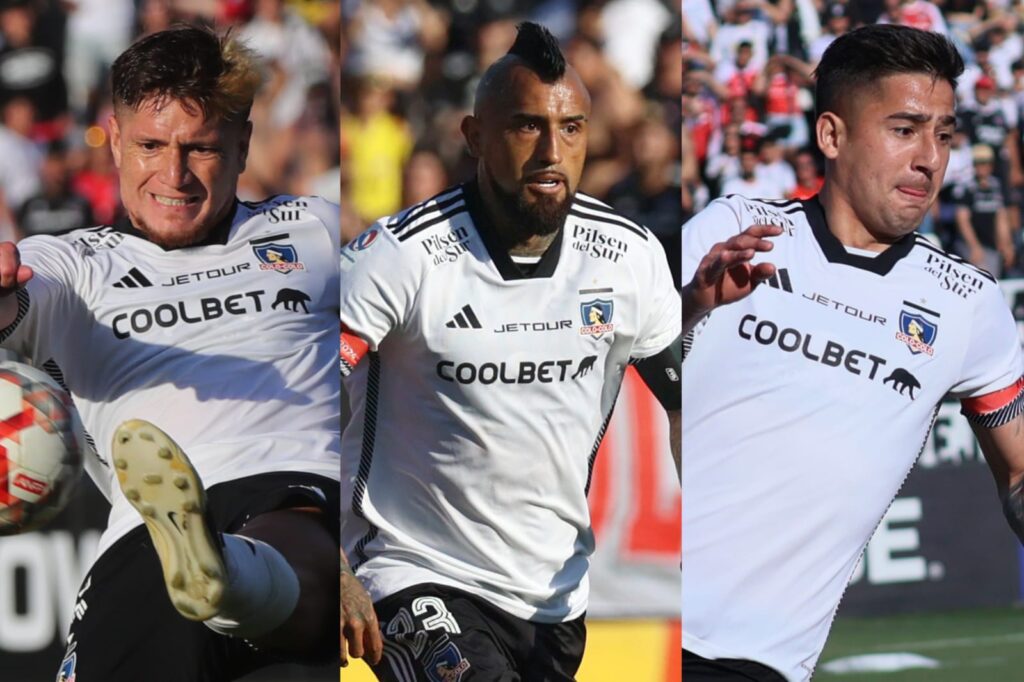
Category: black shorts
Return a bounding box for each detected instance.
[682,649,787,681]
[57,472,339,682]
[370,584,586,682]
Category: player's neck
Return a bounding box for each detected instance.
[818,184,898,253]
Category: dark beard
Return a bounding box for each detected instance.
[486,175,573,242]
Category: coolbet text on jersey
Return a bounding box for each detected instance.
[0,196,341,560]
[340,181,681,623]
[682,194,1024,681]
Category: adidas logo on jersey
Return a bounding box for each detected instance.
[112,268,153,288]
[764,268,793,293]
[446,305,482,329]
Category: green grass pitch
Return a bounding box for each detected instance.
[817,607,1024,680]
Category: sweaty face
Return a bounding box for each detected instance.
[465,65,590,239]
[109,99,250,249]
[827,73,955,242]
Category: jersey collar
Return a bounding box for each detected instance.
[805,195,916,276]
[462,180,564,281]
[110,199,240,249]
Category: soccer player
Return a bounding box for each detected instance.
[0,27,341,680]
[338,22,681,680]
[682,25,1024,681]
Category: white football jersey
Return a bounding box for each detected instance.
[1,196,341,558]
[340,183,680,622]
[682,195,1024,681]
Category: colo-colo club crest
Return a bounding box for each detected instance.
[580,299,615,338]
[252,239,305,274]
[896,302,938,356]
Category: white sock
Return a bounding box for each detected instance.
[203,534,300,639]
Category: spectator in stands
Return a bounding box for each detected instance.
[344,0,447,91]
[0,98,42,214]
[880,0,949,35]
[789,147,823,199]
[808,1,850,64]
[758,130,797,196]
[721,135,786,198]
[607,112,683,284]
[342,77,413,225]
[960,74,1021,196]
[63,0,134,124]
[0,0,68,141]
[752,53,813,151]
[705,123,743,195]
[954,144,1014,276]
[16,141,93,237]
[710,1,772,74]
[713,40,760,101]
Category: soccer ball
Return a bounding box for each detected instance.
[0,360,86,535]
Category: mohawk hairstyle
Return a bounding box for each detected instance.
[507,22,566,82]
[111,25,261,124]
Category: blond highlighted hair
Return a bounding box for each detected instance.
[111,25,262,124]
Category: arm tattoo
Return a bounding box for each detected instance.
[1002,477,1024,543]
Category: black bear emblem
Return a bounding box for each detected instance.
[572,355,598,380]
[272,288,310,313]
[883,368,920,400]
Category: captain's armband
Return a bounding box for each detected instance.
[633,334,682,411]
[961,376,1024,428]
[340,324,369,377]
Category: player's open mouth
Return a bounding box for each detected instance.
[151,193,197,207]
[525,174,566,194]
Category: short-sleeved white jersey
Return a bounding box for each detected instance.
[682,195,1024,681]
[340,182,681,622]
[2,196,341,558]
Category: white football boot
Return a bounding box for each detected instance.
[111,419,225,621]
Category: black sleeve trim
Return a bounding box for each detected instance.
[0,289,30,344]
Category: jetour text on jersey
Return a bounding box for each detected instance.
[111,290,267,339]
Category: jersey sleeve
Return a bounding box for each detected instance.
[0,236,85,363]
[949,284,1024,427]
[304,196,342,253]
[339,221,422,353]
[631,235,682,359]
[681,196,746,284]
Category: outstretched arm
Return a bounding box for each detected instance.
[682,224,782,336]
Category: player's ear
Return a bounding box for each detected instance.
[816,112,844,160]
[461,115,482,159]
[109,114,122,168]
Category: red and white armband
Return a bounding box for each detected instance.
[340,324,369,377]
[961,376,1024,428]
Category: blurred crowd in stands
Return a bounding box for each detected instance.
[340,0,684,286]
[0,0,340,241]
[683,0,1024,279]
